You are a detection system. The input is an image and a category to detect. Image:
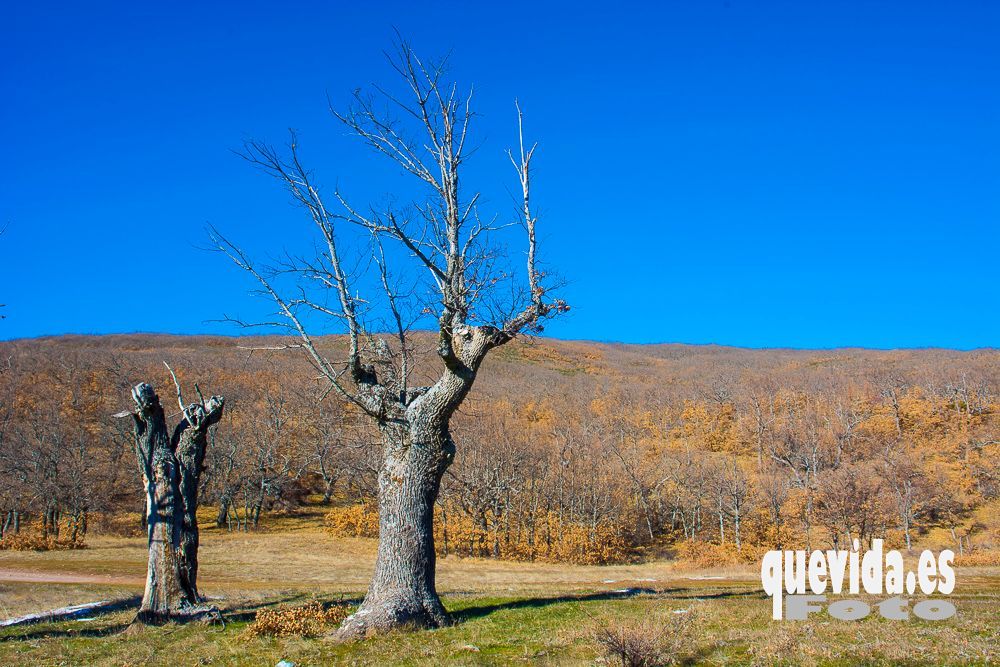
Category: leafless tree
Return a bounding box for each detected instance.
[721,457,753,550]
[229,387,302,529]
[213,40,565,636]
[302,395,354,504]
[746,387,776,467]
[815,461,890,549]
[0,357,15,533]
[760,466,789,546]
[605,419,665,542]
[882,444,931,551]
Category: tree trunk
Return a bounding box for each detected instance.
[174,414,214,599]
[322,478,336,504]
[128,383,223,624]
[137,441,187,623]
[335,415,455,639]
[734,508,741,550]
[215,496,229,529]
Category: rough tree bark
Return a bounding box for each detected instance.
[174,394,225,597]
[126,380,224,624]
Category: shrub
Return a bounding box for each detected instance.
[954,549,1000,567]
[244,601,351,638]
[595,623,664,667]
[674,540,758,569]
[0,532,57,551]
[325,503,379,539]
[0,528,86,551]
[593,610,697,667]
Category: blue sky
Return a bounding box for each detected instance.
[2,1,998,348]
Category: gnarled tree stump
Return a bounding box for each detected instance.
[127,381,224,624]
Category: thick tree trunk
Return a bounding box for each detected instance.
[335,416,455,639]
[129,383,223,624]
[137,444,188,622]
[132,384,191,623]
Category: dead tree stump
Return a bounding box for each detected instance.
[126,380,224,624]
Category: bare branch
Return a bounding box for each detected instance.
[163,361,187,416]
[208,227,379,418]
[502,101,568,336]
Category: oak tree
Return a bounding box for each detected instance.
[215,41,565,637]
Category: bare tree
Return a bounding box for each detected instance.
[121,371,224,623]
[758,463,790,547]
[722,457,753,550]
[882,445,930,551]
[214,40,565,637]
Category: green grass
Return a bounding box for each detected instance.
[0,579,996,666]
[0,526,996,665]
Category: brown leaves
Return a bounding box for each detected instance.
[244,601,351,638]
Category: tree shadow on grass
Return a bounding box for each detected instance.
[0,621,135,642]
[0,595,142,642]
[0,591,365,642]
[670,588,765,601]
[452,586,763,623]
[452,590,649,622]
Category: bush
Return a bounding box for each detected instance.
[954,549,1000,567]
[0,532,57,551]
[595,623,664,667]
[244,601,351,638]
[674,540,758,569]
[0,530,86,551]
[593,610,697,667]
[325,503,379,539]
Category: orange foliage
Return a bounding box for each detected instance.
[326,502,630,565]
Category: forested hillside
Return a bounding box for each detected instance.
[0,334,996,565]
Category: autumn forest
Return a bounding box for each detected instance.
[1,333,996,568]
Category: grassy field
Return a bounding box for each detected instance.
[0,513,996,666]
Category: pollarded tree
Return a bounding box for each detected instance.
[121,371,224,623]
[214,40,566,638]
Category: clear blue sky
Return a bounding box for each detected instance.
[2,1,998,348]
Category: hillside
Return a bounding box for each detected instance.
[0,334,996,563]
